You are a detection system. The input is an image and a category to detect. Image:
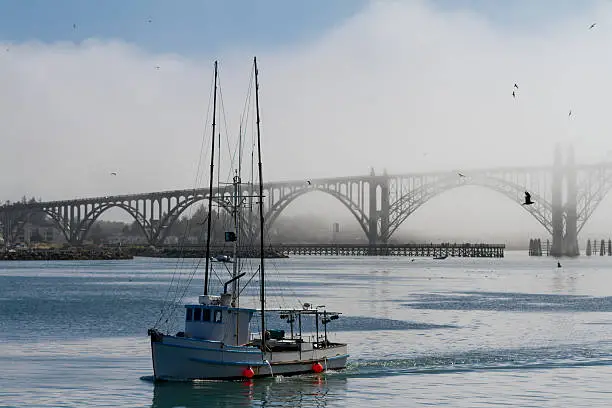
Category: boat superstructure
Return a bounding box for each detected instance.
[148,57,348,381]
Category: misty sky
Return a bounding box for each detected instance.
[1,0,612,241]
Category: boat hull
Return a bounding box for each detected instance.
[151,334,348,381]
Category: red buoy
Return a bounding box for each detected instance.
[242,367,255,378]
[312,362,324,373]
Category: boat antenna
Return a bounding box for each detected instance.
[254,56,266,351]
[204,60,218,296]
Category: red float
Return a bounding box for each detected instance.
[242,367,255,378]
[312,362,324,373]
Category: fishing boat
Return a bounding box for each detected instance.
[147,58,348,381]
[212,254,232,263]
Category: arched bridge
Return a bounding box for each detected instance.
[2,145,611,256]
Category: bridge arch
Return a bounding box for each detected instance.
[41,208,72,243]
[576,169,612,233]
[384,175,553,242]
[2,208,72,244]
[264,186,369,237]
[153,193,254,245]
[77,202,155,244]
[68,193,253,245]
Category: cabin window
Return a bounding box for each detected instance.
[214,310,222,323]
[194,308,202,321]
[202,309,211,322]
[186,308,193,321]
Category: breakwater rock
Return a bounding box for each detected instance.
[0,248,133,261]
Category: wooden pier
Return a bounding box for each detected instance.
[128,243,505,258]
[273,243,505,257]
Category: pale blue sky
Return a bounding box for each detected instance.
[0,0,598,55]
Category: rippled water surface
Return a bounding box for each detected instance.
[2,252,612,407]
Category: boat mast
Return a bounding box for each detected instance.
[253,56,266,350]
[204,60,218,296]
[231,171,241,306]
[231,123,243,307]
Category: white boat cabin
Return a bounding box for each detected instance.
[182,294,255,346]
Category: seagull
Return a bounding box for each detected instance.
[458,172,465,177]
[155,65,160,70]
[307,180,311,185]
[589,23,597,29]
[522,191,534,206]
[514,83,519,89]
[110,172,117,176]
[512,90,516,98]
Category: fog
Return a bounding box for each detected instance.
[2,0,612,242]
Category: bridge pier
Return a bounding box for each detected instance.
[368,171,378,246]
[550,145,564,257]
[380,173,390,244]
[563,146,579,256]
[367,169,390,246]
[550,144,580,257]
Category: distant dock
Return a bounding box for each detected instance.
[274,243,505,257]
[131,243,505,258]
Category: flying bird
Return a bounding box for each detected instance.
[458,172,465,177]
[589,23,597,29]
[147,19,152,23]
[512,91,516,98]
[307,180,311,185]
[73,23,77,29]
[110,172,117,176]
[522,191,534,206]
[557,261,562,268]
[568,110,572,117]
[514,83,519,89]
[155,65,161,70]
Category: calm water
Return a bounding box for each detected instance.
[2,252,612,407]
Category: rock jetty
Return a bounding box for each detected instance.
[0,248,133,261]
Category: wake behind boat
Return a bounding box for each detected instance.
[147,58,348,381]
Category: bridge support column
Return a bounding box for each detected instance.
[368,172,378,247]
[550,144,564,257]
[380,171,390,245]
[367,170,391,247]
[563,145,579,256]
